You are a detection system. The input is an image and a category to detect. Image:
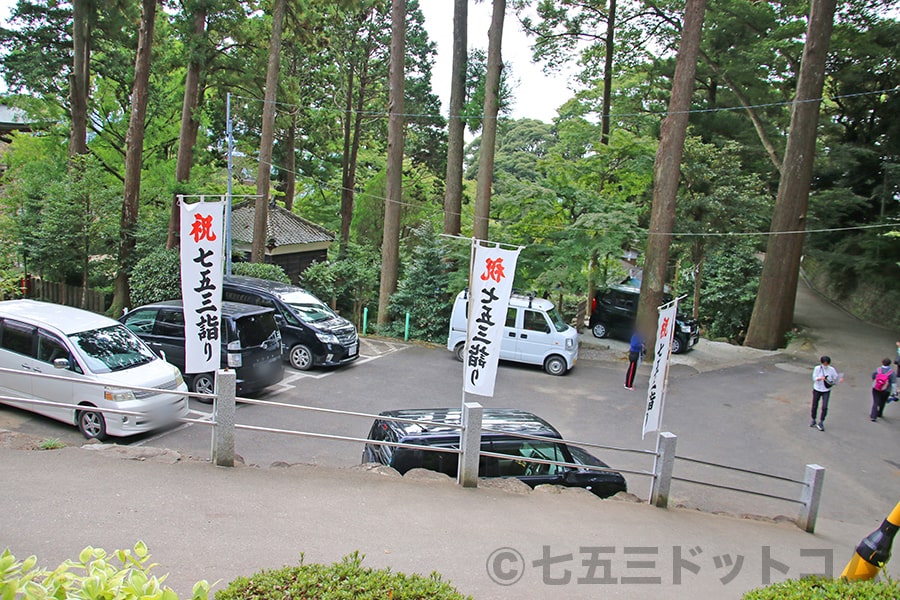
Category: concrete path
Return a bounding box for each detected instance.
[2,443,895,600]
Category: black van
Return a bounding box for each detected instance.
[222,275,359,371]
[120,300,284,396]
[589,284,700,354]
[362,408,627,498]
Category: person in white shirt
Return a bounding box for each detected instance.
[811,355,842,432]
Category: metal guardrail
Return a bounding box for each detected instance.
[0,365,825,532]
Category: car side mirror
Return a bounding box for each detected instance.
[52,357,70,370]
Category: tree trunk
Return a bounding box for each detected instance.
[377,0,406,326]
[600,0,616,145]
[252,0,286,263]
[283,109,296,211]
[744,0,836,350]
[340,33,370,255]
[110,0,157,317]
[638,0,707,338]
[442,0,467,237]
[68,0,89,158]
[166,5,207,250]
[473,0,505,241]
[339,34,358,250]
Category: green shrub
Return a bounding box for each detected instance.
[0,541,209,600]
[130,248,181,306]
[214,552,470,600]
[384,226,456,343]
[742,575,900,599]
[129,249,289,309]
[231,261,290,283]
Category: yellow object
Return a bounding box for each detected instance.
[841,500,900,580]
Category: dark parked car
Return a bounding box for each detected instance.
[121,300,284,396]
[589,284,700,354]
[223,276,358,371]
[362,408,627,498]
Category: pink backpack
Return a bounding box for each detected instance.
[874,368,892,391]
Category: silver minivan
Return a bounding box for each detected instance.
[0,299,189,440]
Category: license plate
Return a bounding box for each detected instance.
[350,343,358,356]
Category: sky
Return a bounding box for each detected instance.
[0,1,577,123]
[418,2,575,123]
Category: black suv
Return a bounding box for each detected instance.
[362,408,627,498]
[589,284,700,354]
[121,300,284,396]
[223,275,358,371]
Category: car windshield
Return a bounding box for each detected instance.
[68,325,157,373]
[281,291,337,324]
[545,307,569,333]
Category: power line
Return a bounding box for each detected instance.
[255,158,898,240]
[228,87,899,122]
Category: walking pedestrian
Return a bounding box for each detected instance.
[811,356,842,432]
[869,358,895,422]
[624,330,644,390]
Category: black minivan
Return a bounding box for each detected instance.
[222,275,359,371]
[121,300,284,396]
[589,284,700,354]
[362,408,627,498]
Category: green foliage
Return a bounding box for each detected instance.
[37,437,65,450]
[383,226,459,343]
[742,575,900,599]
[214,551,470,600]
[130,248,181,307]
[0,542,209,600]
[231,261,290,284]
[300,242,381,325]
[682,241,762,343]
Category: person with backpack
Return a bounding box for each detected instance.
[870,358,896,422]
[811,356,842,431]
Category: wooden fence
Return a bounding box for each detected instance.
[27,278,109,314]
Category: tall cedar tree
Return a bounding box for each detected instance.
[638,0,707,339]
[166,3,209,250]
[252,0,286,262]
[473,0,505,241]
[442,0,467,237]
[376,0,406,325]
[744,0,836,349]
[110,0,157,317]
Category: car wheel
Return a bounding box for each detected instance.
[454,343,465,362]
[592,322,609,338]
[191,373,216,401]
[76,407,107,440]
[289,344,313,371]
[672,335,684,355]
[544,355,567,376]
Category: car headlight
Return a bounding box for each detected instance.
[316,332,340,345]
[104,388,136,403]
[566,338,575,350]
[174,370,185,387]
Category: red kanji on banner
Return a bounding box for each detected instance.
[480,258,506,283]
[189,214,217,243]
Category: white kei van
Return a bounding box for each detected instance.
[0,299,189,440]
[447,289,578,376]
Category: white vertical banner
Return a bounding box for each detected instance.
[463,242,521,397]
[180,196,225,374]
[642,300,678,439]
